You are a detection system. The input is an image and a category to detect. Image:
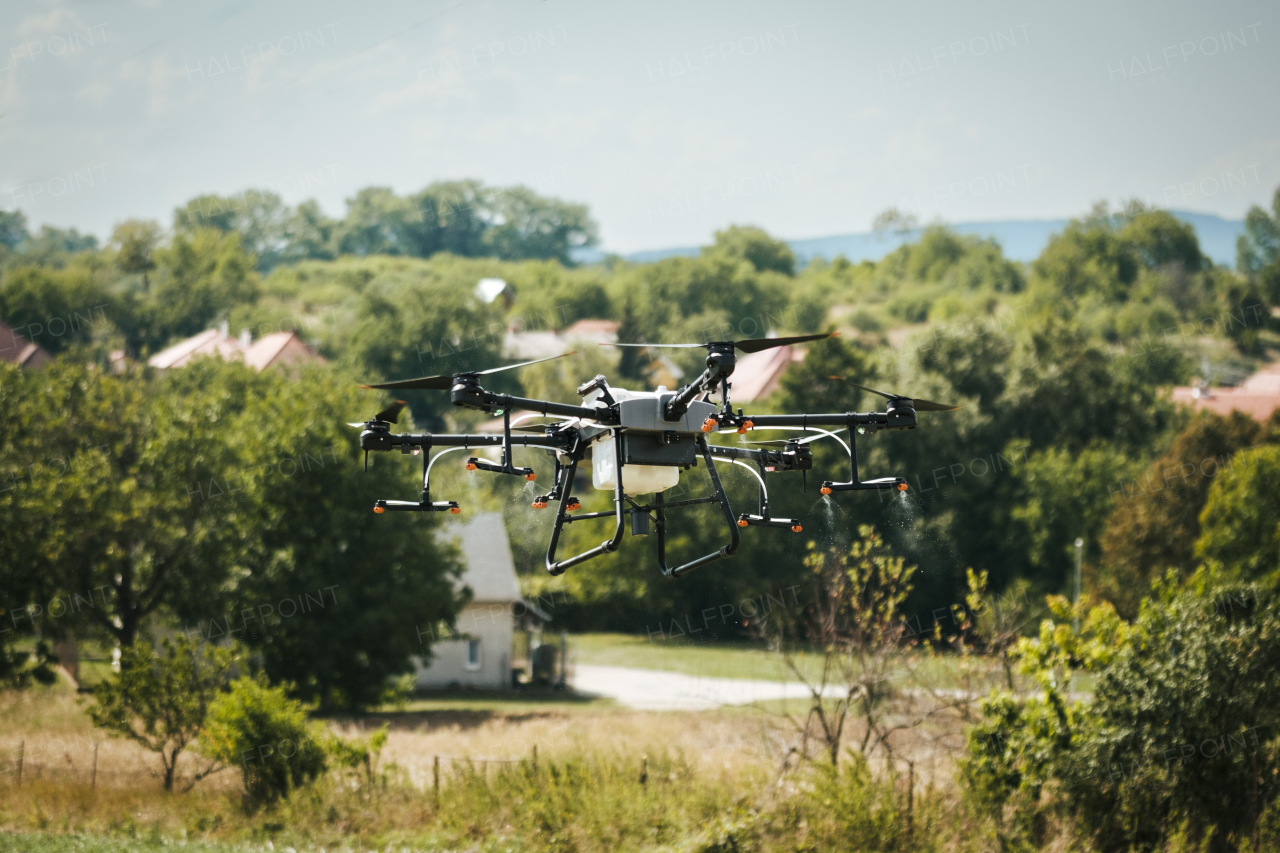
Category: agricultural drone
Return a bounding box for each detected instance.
[350,333,957,578]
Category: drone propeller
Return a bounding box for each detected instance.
[347,400,407,427]
[603,332,838,354]
[360,352,578,391]
[828,376,960,412]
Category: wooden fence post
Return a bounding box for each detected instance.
[433,755,440,805]
[92,741,99,790]
[16,739,23,785]
[640,755,648,786]
[532,744,538,772]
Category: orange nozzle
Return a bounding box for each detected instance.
[567,501,581,511]
[897,483,908,491]
[532,501,547,509]
[791,524,803,533]
[737,419,754,434]
[373,505,385,514]
[525,472,536,481]
[737,519,748,527]
[820,486,832,496]
[701,418,717,433]
[449,506,461,514]
[465,462,477,471]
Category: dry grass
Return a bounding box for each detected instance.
[0,677,981,851]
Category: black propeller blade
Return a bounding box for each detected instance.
[348,400,407,427]
[360,352,578,391]
[604,332,838,353]
[828,376,960,412]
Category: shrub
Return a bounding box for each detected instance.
[87,636,240,791]
[200,675,327,803]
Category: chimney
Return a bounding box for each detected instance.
[239,329,252,348]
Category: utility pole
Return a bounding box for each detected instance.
[1073,537,1084,634]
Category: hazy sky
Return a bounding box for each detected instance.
[2,0,1277,252]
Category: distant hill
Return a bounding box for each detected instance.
[576,211,1245,268]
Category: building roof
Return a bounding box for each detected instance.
[730,345,803,402]
[435,512,522,603]
[1171,360,1280,421]
[148,327,325,372]
[0,320,53,370]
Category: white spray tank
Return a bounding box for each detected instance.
[579,385,682,495]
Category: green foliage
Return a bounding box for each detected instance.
[1238,187,1280,275]
[200,675,328,803]
[964,578,1280,852]
[702,224,796,275]
[88,635,240,791]
[0,265,114,353]
[0,360,253,647]
[143,228,260,350]
[174,190,289,271]
[1196,444,1280,583]
[1100,411,1265,615]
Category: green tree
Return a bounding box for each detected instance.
[702,224,795,276]
[174,189,290,270]
[1237,186,1280,275]
[213,364,469,710]
[1196,443,1280,583]
[0,361,255,647]
[88,635,241,791]
[0,265,114,353]
[144,228,260,349]
[968,577,1280,852]
[111,219,162,278]
[1099,411,1264,615]
[482,185,598,265]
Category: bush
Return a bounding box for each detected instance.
[200,676,327,803]
[963,576,1280,852]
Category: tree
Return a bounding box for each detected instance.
[88,635,241,791]
[0,210,28,251]
[967,576,1280,852]
[767,527,968,769]
[703,224,795,276]
[481,185,598,266]
[1237,186,1280,275]
[0,361,255,648]
[111,219,162,277]
[144,228,260,348]
[1196,443,1280,584]
[212,364,469,710]
[0,265,114,353]
[174,189,290,270]
[1099,411,1264,615]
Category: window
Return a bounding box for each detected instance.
[466,638,481,670]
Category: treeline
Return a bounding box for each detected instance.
[4,185,1280,697]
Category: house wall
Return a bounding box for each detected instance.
[414,601,513,689]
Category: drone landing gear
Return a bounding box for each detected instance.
[649,436,740,578]
[374,499,460,513]
[544,433,740,579]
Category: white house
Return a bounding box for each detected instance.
[414,512,547,689]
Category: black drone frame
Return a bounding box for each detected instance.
[354,337,953,579]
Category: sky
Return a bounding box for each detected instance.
[1,0,1278,254]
